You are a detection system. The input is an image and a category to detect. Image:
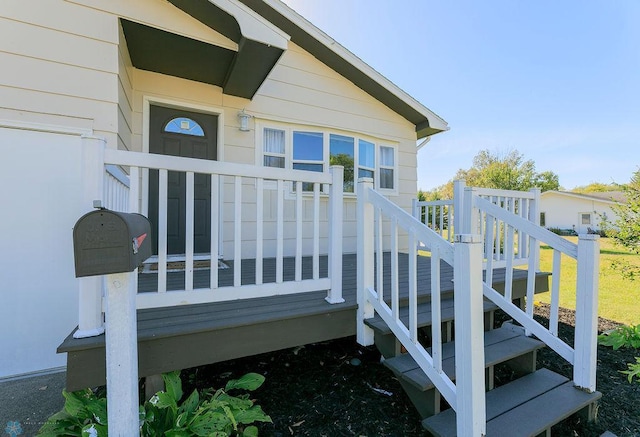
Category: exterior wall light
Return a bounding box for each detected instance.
[238,109,252,132]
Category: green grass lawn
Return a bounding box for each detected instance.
[535,236,640,325]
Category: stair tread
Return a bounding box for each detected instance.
[422,368,602,437]
[384,325,544,392]
[364,298,498,335]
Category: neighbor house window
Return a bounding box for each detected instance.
[379,146,395,190]
[581,213,591,225]
[263,128,286,168]
[540,212,546,227]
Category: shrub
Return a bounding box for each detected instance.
[38,371,271,436]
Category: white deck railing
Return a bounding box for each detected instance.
[415,180,541,270]
[472,193,600,392]
[358,178,600,435]
[357,178,487,435]
[103,164,130,212]
[76,139,344,335]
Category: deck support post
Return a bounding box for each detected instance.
[454,234,486,436]
[356,178,374,345]
[105,271,140,436]
[327,165,345,304]
[574,234,600,392]
[75,135,106,339]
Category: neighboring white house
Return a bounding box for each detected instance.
[539,191,624,234]
[0,0,447,378]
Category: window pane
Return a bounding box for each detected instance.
[581,214,591,225]
[164,117,205,136]
[330,134,355,193]
[380,146,394,166]
[540,212,546,227]
[358,168,374,180]
[293,163,323,173]
[293,131,323,160]
[359,139,375,168]
[264,156,285,168]
[264,128,285,154]
[380,168,394,189]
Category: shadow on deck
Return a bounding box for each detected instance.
[57,253,549,391]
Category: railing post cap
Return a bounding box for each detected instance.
[454,234,483,244]
[357,177,374,184]
[329,164,344,170]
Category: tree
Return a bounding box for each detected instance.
[426,149,560,199]
[572,181,625,194]
[608,169,640,280]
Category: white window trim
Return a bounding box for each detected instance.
[256,120,399,196]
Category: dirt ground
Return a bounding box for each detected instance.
[184,304,640,436]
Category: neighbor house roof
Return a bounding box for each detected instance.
[541,190,626,205]
[128,0,447,139]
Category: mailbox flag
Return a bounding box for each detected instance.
[132,233,147,254]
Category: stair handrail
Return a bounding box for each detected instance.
[357,178,487,435]
[473,194,600,392]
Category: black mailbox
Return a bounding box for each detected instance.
[73,209,152,277]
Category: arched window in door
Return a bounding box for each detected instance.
[164,117,205,137]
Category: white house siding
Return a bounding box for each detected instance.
[540,192,620,234]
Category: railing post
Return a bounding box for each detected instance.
[463,186,479,234]
[356,178,375,345]
[74,135,106,339]
[412,197,419,221]
[528,187,541,272]
[327,165,345,304]
[574,234,600,392]
[454,234,486,436]
[104,271,140,436]
[453,179,465,234]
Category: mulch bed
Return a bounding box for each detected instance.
[184,303,640,436]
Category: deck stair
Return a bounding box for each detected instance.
[422,368,602,437]
[357,181,603,436]
[369,311,601,436]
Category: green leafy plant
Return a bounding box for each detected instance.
[621,357,640,384]
[38,371,271,437]
[598,324,640,350]
[142,371,271,436]
[37,388,108,436]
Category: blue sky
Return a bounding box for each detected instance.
[281,0,640,190]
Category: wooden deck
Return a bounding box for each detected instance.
[58,253,550,391]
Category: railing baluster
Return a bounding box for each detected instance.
[550,249,562,335]
[431,246,442,372]
[375,207,383,303]
[158,169,168,294]
[295,181,303,282]
[210,174,219,290]
[256,178,264,286]
[185,171,195,291]
[409,231,418,343]
[233,176,242,287]
[485,214,495,286]
[276,179,284,284]
[504,224,514,301]
[129,167,139,213]
[391,217,399,321]
[313,182,320,280]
